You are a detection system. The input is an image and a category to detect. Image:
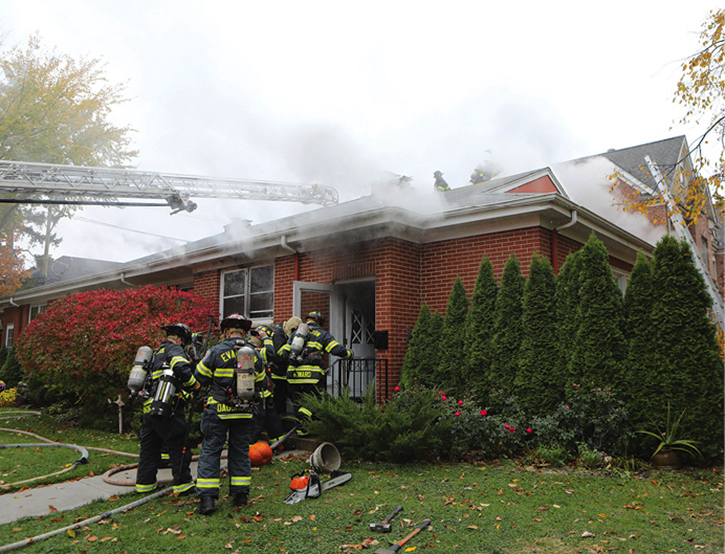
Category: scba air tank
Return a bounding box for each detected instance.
[235,346,256,401]
[127,346,153,392]
[289,323,310,357]
[149,367,180,419]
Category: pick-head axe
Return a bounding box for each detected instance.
[373,518,431,554]
[369,505,403,533]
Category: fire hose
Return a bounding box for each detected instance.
[0,485,172,553]
[0,442,89,489]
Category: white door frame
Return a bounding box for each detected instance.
[292,281,344,344]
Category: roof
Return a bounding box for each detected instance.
[24,256,124,288]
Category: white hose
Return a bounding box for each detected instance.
[0,486,172,552]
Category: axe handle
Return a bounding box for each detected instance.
[383,505,403,523]
[393,519,431,549]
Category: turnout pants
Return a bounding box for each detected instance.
[135,411,194,494]
[196,406,256,500]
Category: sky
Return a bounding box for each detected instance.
[1,0,720,263]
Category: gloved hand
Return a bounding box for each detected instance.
[347,349,354,360]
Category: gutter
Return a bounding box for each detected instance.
[8,297,19,308]
[280,235,300,281]
[552,210,578,273]
[120,273,136,289]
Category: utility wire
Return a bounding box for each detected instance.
[75,217,188,243]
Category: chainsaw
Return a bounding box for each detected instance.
[283,469,352,504]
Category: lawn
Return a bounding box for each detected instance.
[0,409,722,554]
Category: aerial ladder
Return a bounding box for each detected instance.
[0,160,339,214]
[645,155,725,330]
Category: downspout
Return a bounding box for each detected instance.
[120,273,136,289]
[552,210,578,274]
[8,298,19,308]
[280,235,300,281]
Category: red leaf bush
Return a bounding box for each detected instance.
[16,285,217,417]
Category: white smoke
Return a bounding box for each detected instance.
[552,156,666,246]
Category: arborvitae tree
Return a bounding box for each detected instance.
[554,251,583,389]
[400,303,433,389]
[0,348,22,388]
[622,251,655,408]
[436,276,469,395]
[464,257,498,398]
[568,232,626,395]
[647,235,723,460]
[488,254,525,394]
[516,253,559,416]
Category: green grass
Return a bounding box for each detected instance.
[0,409,140,491]
[0,409,722,553]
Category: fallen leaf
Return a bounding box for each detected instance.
[87,535,98,542]
[67,529,76,538]
[581,531,595,538]
[49,505,58,512]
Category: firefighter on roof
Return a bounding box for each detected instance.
[433,170,450,192]
[135,323,199,496]
[193,314,265,515]
[284,311,353,435]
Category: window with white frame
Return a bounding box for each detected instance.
[222,265,274,320]
[5,324,14,349]
[29,304,46,323]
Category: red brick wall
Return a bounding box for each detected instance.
[193,271,221,314]
[2,306,24,345]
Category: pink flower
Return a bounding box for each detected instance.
[480,410,488,416]
[441,396,447,401]
[504,423,510,429]
[457,400,463,406]
[526,428,533,434]
[438,390,444,395]
[509,426,516,432]
[455,411,461,417]
[394,386,400,393]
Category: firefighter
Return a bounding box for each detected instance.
[248,325,286,447]
[194,314,266,515]
[135,323,199,496]
[265,317,302,415]
[433,170,450,192]
[285,311,353,435]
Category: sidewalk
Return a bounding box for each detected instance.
[0,444,314,525]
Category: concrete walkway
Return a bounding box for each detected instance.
[0,447,312,525]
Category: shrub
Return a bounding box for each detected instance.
[0,387,19,407]
[0,348,23,388]
[15,285,217,419]
[529,384,632,457]
[303,386,451,463]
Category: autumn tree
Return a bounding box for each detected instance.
[0,33,138,286]
[674,8,725,210]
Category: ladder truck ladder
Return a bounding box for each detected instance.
[645,155,725,330]
[0,160,339,213]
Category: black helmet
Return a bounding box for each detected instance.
[306,311,325,326]
[161,323,192,344]
[254,324,274,336]
[220,313,252,333]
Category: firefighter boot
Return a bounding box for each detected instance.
[197,496,215,515]
[233,492,248,506]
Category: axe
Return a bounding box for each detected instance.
[369,505,403,533]
[373,518,431,554]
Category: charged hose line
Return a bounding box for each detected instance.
[0,443,89,489]
[0,485,173,553]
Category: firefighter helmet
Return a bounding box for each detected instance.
[255,324,274,337]
[161,323,192,344]
[283,316,303,337]
[220,313,252,333]
[306,311,325,326]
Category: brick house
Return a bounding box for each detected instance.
[1,136,721,400]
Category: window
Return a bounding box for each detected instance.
[5,324,14,349]
[29,305,46,322]
[222,265,274,320]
